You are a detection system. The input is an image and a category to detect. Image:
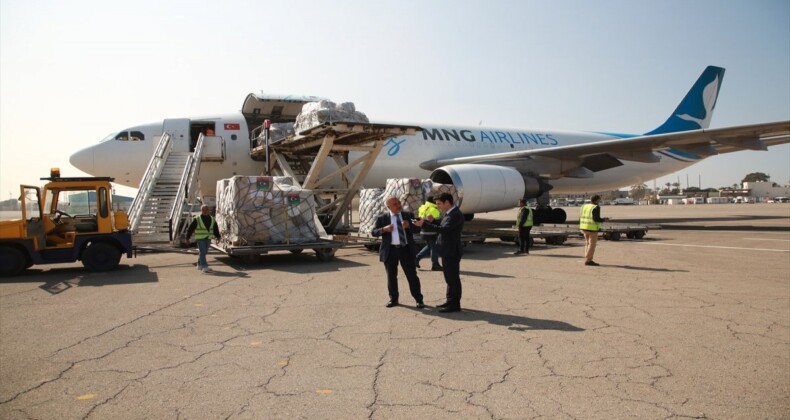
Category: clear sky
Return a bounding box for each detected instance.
[1,0,788,200]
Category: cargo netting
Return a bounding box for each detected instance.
[215,176,320,246]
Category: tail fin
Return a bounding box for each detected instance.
[646,66,725,135]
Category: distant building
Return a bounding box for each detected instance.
[657,195,686,205]
[742,181,790,202]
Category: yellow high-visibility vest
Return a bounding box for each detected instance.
[194,215,215,240]
[579,204,601,231]
[418,201,440,219]
[516,206,533,227]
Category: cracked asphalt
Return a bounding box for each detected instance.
[1,204,788,419]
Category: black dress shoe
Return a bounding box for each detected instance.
[416,301,426,309]
[438,306,461,313]
[386,301,399,308]
[431,266,443,271]
[436,302,449,308]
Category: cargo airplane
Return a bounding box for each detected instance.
[70,66,790,222]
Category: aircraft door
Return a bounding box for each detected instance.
[163,118,191,152]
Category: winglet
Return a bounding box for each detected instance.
[646,66,725,135]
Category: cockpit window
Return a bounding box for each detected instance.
[100,130,145,142]
[100,131,120,143]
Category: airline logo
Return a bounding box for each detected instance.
[422,128,559,145]
[224,123,241,130]
[676,75,719,129]
[385,138,406,156]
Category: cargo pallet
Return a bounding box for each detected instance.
[539,223,658,241]
[211,239,345,264]
[464,220,657,246]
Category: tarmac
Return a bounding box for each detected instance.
[1,203,788,419]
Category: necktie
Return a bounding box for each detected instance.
[396,214,407,245]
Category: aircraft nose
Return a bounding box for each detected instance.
[69,147,95,174]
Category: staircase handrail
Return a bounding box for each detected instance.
[167,154,193,242]
[187,133,208,203]
[168,133,208,242]
[128,133,172,233]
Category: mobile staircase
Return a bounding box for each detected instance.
[128,133,207,245]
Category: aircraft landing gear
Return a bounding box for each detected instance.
[532,191,566,225]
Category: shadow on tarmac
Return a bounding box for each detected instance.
[459,270,515,279]
[537,254,689,272]
[215,255,367,274]
[600,264,689,272]
[405,306,584,331]
[0,264,159,294]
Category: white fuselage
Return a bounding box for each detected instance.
[70,112,694,207]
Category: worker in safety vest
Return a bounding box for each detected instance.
[186,205,221,273]
[514,199,533,255]
[579,195,609,266]
[415,196,442,271]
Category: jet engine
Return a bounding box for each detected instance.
[429,164,552,214]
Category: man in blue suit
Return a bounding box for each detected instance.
[372,197,425,309]
[414,193,464,313]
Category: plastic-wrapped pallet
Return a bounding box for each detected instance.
[383,178,432,214]
[358,188,385,234]
[293,100,369,135]
[266,122,295,144]
[215,176,320,246]
[430,182,461,210]
[214,178,231,236]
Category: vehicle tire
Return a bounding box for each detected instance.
[364,244,380,252]
[626,232,636,239]
[607,232,621,241]
[464,213,475,222]
[0,246,26,277]
[81,242,121,272]
[551,208,567,224]
[289,249,304,255]
[315,248,335,262]
[471,238,485,244]
[633,230,646,239]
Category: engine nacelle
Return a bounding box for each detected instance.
[430,164,551,214]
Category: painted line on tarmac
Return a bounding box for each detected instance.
[639,242,789,253]
[742,238,790,242]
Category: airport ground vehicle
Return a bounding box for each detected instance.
[0,171,134,276]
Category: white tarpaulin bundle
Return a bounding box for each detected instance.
[293,100,369,134]
[430,183,460,210]
[215,176,320,245]
[265,122,296,144]
[357,179,460,234]
[383,178,432,214]
[358,188,385,234]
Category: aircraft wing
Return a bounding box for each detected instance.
[418,121,790,176]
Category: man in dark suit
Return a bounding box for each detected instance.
[414,193,464,313]
[371,197,425,309]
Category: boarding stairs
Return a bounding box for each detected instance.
[128,133,207,245]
